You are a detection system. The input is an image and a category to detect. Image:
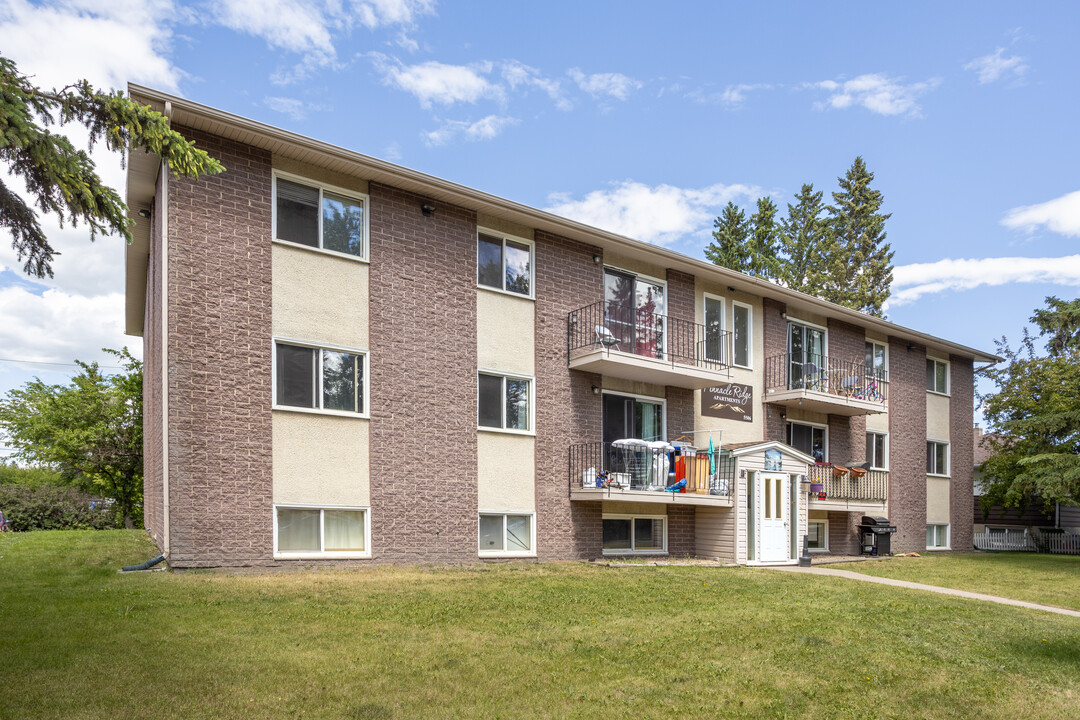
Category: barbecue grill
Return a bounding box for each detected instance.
[858,516,896,556]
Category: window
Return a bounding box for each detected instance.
[602,515,666,554]
[704,294,725,362]
[787,422,827,463]
[478,372,532,432]
[733,302,752,368]
[808,519,829,552]
[477,230,532,296]
[926,441,949,476]
[788,321,826,390]
[275,506,368,556]
[926,358,949,394]
[865,341,887,380]
[478,513,534,555]
[926,523,949,549]
[275,342,366,415]
[274,175,367,258]
[866,432,888,469]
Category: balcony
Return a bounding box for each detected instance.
[568,441,736,506]
[764,354,887,416]
[567,301,731,389]
[807,463,888,512]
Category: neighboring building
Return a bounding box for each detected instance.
[124,86,998,568]
[972,427,1080,543]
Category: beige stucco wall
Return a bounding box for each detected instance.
[604,252,668,283]
[273,412,370,506]
[477,432,535,511]
[603,501,669,515]
[477,289,535,375]
[926,476,951,524]
[693,284,765,445]
[927,393,950,441]
[274,159,370,196]
[603,378,666,399]
[866,411,889,433]
[477,214,534,242]
[272,244,369,349]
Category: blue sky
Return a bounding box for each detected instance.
[2,1,1079,455]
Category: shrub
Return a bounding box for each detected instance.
[0,484,119,531]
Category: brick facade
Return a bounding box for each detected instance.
[534,229,604,561]
[368,183,479,563]
[949,355,975,552]
[165,127,275,567]
[667,505,695,556]
[887,338,928,552]
[762,298,787,443]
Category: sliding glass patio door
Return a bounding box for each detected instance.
[604,269,666,358]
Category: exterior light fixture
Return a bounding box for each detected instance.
[421,202,436,217]
[592,254,601,264]
[137,209,151,219]
[591,385,600,395]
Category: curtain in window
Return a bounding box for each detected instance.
[277,508,320,552]
[323,510,365,551]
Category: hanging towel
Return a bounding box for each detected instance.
[708,436,716,475]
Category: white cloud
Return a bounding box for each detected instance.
[689,83,772,108]
[808,74,941,118]
[502,61,571,110]
[0,285,134,366]
[211,0,435,68]
[545,181,760,245]
[264,96,307,120]
[422,115,517,146]
[0,0,182,91]
[889,255,1080,306]
[964,48,1027,84]
[372,55,502,108]
[1001,190,1080,238]
[568,68,642,101]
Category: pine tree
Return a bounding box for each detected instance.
[747,196,781,280]
[704,201,750,273]
[777,183,828,292]
[0,55,224,278]
[823,157,894,316]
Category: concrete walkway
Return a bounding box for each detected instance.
[766,565,1080,618]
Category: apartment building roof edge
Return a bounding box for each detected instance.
[123,83,1000,364]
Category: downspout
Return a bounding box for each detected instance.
[161,100,172,559]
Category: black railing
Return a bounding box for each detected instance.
[568,301,731,371]
[569,441,736,497]
[807,464,888,502]
[765,354,888,405]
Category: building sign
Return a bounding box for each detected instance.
[701,382,753,422]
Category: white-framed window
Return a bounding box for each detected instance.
[926,523,950,550]
[274,339,367,417]
[866,432,888,470]
[926,358,949,394]
[865,340,887,380]
[808,519,829,552]
[926,441,950,476]
[273,172,368,260]
[478,371,533,433]
[477,229,533,297]
[703,293,725,363]
[478,512,535,556]
[787,421,828,463]
[602,514,667,554]
[274,505,370,558]
[732,301,753,368]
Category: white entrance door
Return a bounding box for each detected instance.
[759,473,790,562]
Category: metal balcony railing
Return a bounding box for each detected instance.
[765,354,888,405]
[568,301,731,371]
[807,464,888,502]
[569,441,736,496]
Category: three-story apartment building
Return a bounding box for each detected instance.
[125,86,996,568]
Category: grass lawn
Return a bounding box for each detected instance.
[822,552,1080,611]
[2,531,1078,719]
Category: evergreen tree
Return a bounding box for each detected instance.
[777,183,829,293]
[705,201,751,273]
[0,55,224,278]
[747,196,781,280]
[823,157,894,316]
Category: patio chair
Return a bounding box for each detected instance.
[594,325,621,350]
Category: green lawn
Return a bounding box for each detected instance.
[2,531,1078,719]
[823,552,1080,611]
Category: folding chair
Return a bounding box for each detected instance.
[594,325,621,350]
